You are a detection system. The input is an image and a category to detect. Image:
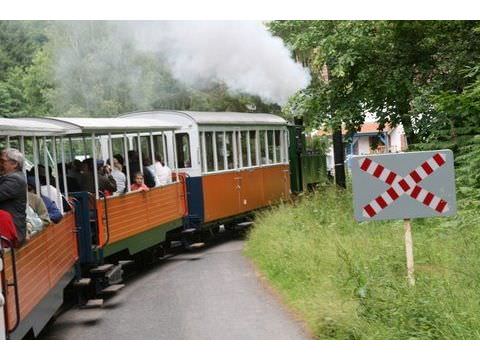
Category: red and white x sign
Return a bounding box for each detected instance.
[359,153,449,218]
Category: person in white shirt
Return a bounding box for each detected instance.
[110,156,126,194]
[38,166,63,211]
[151,154,172,186]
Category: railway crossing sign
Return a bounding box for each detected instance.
[352,150,456,222]
[352,149,456,286]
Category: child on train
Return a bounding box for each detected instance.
[131,172,149,192]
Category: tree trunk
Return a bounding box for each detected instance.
[332,126,346,189]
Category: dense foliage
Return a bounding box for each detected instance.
[269,20,480,209]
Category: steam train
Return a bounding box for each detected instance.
[0,111,325,339]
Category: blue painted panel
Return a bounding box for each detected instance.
[70,192,95,265]
[185,176,204,228]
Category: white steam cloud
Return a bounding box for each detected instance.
[52,21,310,114]
[128,21,311,106]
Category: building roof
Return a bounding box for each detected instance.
[314,122,392,137]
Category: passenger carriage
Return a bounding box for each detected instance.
[0,118,79,340]
[0,116,183,339]
[121,111,291,230]
[40,117,186,262]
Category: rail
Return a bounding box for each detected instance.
[99,191,111,247]
[0,237,20,337]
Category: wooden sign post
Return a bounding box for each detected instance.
[403,219,415,286]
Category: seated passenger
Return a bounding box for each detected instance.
[131,172,149,192]
[97,163,117,196]
[27,177,51,226]
[38,165,63,211]
[58,163,81,193]
[109,156,126,194]
[80,159,117,196]
[0,149,27,246]
[0,209,18,247]
[150,154,172,186]
[27,177,62,224]
[26,204,45,239]
[142,156,156,188]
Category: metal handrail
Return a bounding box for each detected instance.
[98,191,111,247]
[0,237,20,336]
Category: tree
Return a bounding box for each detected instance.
[269,21,480,145]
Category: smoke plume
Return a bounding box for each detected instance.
[128,21,311,105]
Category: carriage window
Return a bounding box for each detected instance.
[111,137,124,157]
[267,131,274,164]
[153,134,168,165]
[260,130,267,165]
[205,132,215,172]
[274,130,281,164]
[241,131,248,168]
[249,131,257,167]
[175,133,191,168]
[279,130,286,163]
[216,132,226,171]
[140,136,151,164]
[225,131,234,170]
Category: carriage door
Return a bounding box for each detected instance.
[280,129,291,199]
[0,253,6,340]
[233,130,242,212]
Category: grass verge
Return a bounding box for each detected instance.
[244,186,480,339]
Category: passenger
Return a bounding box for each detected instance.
[68,159,84,187]
[58,163,81,193]
[38,165,63,210]
[80,159,117,196]
[130,172,149,192]
[0,210,18,247]
[27,177,62,224]
[142,156,156,188]
[0,149,27,246]
[25,205,44,238]
[109,156,126,194]
[127,150,140,182]
[26,177,51,227]
[97,162,117,196]
[150,154,172,186]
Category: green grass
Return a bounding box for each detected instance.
[244,186,480,339]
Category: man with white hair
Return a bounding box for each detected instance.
[0,148,27,246]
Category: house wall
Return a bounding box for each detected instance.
[389,124,406,152]
[357,137,371,155]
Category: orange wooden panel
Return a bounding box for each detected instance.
[202,172,241,223]
[203,165,291,223]
[239,168,265,213]
[96,182,186,247]
[262,165,290,204]
[3,211,78,331]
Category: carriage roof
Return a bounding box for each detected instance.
[120,111,288,126]
[0,118,76,136]
[44,117,181,134]
[1,117,180,136]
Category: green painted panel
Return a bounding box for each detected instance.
[103,218,183,257]
[302,154,327,186]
